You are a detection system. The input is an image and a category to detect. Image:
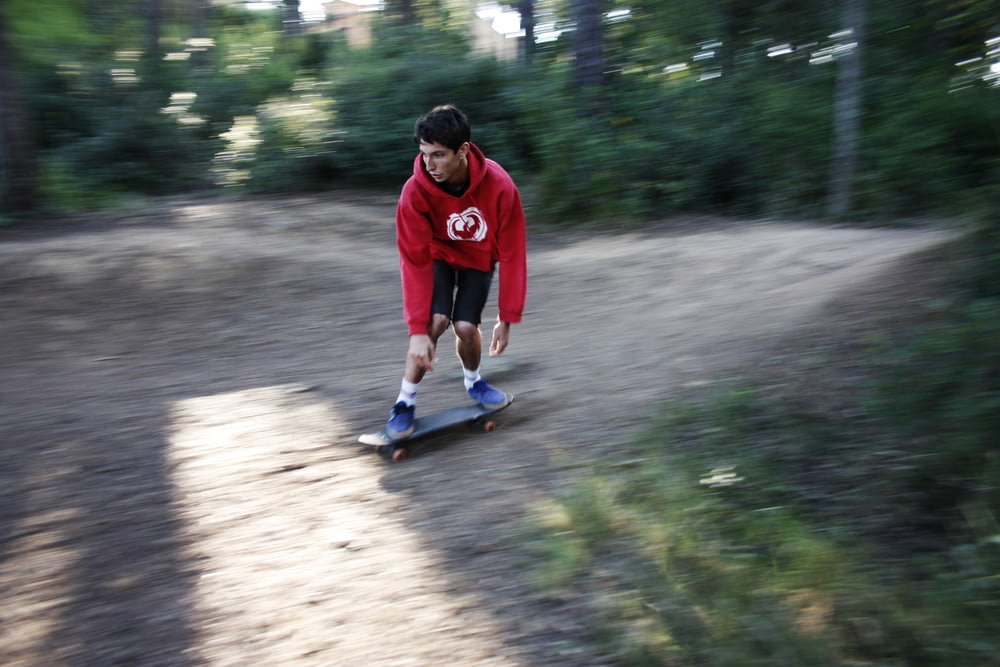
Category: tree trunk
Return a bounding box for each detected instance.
[140,0,170,97]
[282,0,301,35]
[518,0,535,64]
[189,0,212,70]
[573,0,604,89]
[144,0,163,62]
[0,6,40,213]
[828,0,865,218]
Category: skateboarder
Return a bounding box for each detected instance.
[386,104,528,439]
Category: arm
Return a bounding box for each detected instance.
[396,189,436,335]
[493,185,527,354]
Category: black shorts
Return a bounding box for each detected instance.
[431,260,494,326]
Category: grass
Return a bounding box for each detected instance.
[524,232,1000,665]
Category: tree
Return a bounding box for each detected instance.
[518,0,534,63]
[0,4,39,213]
[828,0,865,217]
[384,0,417,26]
[282,0,301,35]
[572,0,604,89]
[188,0,213,69]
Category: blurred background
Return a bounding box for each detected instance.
[1,0,998,221]
[2,2,1000,664]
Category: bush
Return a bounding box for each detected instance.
[211,81,342,192]
[327,52,526,188]
[43,87,212,208]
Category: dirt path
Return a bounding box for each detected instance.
[0,193,949,665]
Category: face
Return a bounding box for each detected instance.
[419,140,469,186]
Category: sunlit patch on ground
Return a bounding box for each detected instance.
[167,385,516,664]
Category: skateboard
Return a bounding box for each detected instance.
[359,394,514,461]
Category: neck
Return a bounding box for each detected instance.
[441,178,468,196]
[443,159,469,195]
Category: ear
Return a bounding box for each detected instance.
[458,142,470,159]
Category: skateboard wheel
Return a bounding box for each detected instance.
[392,448,407,462]
[483,421,497,432]
[374,445,385,454]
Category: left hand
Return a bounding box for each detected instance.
[489,320,511,356]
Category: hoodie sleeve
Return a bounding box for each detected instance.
[495,183,528,324]
[396,183,435,335]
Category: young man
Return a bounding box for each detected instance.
[386,105,528,439]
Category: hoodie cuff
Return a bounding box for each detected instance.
[498,310,522,325]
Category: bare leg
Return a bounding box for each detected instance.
[452,320,508,408]
[452,320,482,372]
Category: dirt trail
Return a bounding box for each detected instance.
[0,193,949,665]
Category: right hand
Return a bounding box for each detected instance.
[407,334,437,374]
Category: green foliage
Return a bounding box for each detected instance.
[212,81,342,192]
[508,47,839,222]
[861,82,1000,217]
[192,11,304,125]
[8,0,126,64]
[514,91,644,222]
[6,1,309,207]
[966,216,1000,298]
[327,50,526,187]
[5,0,1000,219]
[870,301,1000,449]
[865,234,1000,549]
[527,377,999,663]
[524,231,1000,662]
[527,395,870,663]
[42,86,211,209]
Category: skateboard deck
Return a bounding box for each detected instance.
[359,394,514,460]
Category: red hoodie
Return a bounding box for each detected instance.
[396,143,527,335]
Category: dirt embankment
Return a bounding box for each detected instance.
[0,193,949,665]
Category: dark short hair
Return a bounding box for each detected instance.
[414,105,471,151]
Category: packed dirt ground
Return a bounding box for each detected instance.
[0,191,950,665]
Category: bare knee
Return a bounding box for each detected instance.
[452,320,481,343]
[428,314,451,339]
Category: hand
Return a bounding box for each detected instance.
[489,320,510,357]
[408,334,437,373]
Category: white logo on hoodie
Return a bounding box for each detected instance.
[446,207,487,242]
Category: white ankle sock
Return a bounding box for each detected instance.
[463,366,481,390]
[396,379,419,406]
